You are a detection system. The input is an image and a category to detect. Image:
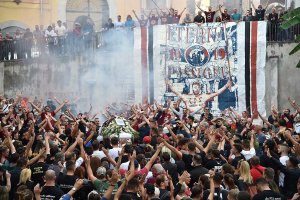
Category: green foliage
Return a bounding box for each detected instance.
[281,7,300,67]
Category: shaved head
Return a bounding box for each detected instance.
[44,169,56,181]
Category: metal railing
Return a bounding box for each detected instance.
[267,22,300,42]
[0,23,299,61]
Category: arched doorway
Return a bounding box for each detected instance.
[66,0,109,31]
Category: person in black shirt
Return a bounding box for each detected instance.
[220,8,231,22]
[57,160,78,194]
[268,8,279,41]
[189,154,208,188]
[229,143,245,169]
[251,0,270,21]
[194,11,206,25]
[30,153,49,185]
[40,170,64,200]
[253,177,286,200]
[243,10,253,22]
[267,149,300,199]
[162,152,178,184]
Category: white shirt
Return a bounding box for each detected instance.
[114,21,124,29]
[279,155,289,187]
[45,30,57,37]
[120,161,130,171]
[55,25,66,36]
[92,150,106,160]
[109,147,122,160]
[241,147,256,160]
[295,123,300,134]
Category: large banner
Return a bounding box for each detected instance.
[134,22,266,116]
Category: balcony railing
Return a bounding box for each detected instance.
[0,22,299,61]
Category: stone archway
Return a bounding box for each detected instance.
[66,0,109,30]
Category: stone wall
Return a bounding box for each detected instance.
[0,42,299,114]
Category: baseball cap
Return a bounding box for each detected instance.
[143,136,151,144]
[96,166,106,176]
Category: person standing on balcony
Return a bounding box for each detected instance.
[14,29,23,59]
[220,7,231,22]
[172,8,186,24]
[194,11,205,25]
[158,10,168,25]
[114,15,125,30]
[125,15,136,30]
[83,18,94,51]
[23,28,33,59]
[231,8,241,21]
[4,33,14,60]
[45,25,57,55]
[243,10,253,22]
[268,8,279,41]
[149,10,159,26]
[33,25,44,57]
[197,4,221,23]
[251,0,270,21]
[132,9,148,27]
[55,20,66,55]
[182,13,192,25]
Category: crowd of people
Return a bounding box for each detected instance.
[0,91,299,200]
[0,3,299,61]
[0,19,95,61]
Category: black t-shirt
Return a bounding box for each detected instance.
[57,173,78,194]
[204,158,226,171]
[203,187,228,200]
[194,15,205,23]
[149,17,159,26]
[121,191,142,200]
[204,11,216,22]
[182,154,193,172]
[255,9,266,21]
[253,190,286,200]
[232,155,245,169]
[40,186,64,200]
[221,13,231,21]
[268,13,279,24]
[30,161,49,185]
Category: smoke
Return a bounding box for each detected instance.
[76,29,135,114]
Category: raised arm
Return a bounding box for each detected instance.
[132,10,141,21]
[209,79,231,99]
[166,79,184,100]
[102,147,117,167]
[25,125,35,157]
[85,155,97,182]
[179,8,187,17]
[29,101,42,113]
[196,4,205,12]
[288,97,300,114]
[219,5,223,13]
[264,0,270,10]
[114,151,136,200]
[163,140,182,159]
[251,1,257,10]
[257,111,272,128]
[144,143,163,171]
[54,99,68,114]
[103,170,119,200]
